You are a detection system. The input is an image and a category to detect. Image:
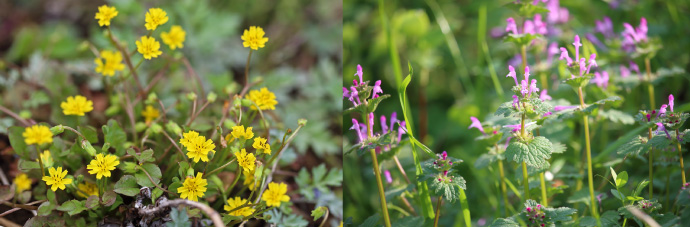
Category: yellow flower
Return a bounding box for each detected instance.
[95,50,125,76]
[42,167,73,191]
[14,173,31,193]
[180,130,200,148]
[235,149,256,173]
[141,105,160,125]
[161,25,186,50]
[241,26,269,50]
[186,136,215,163]
[23,125,53,146]
[136,36,162,60]
[144,8,168,31]
[86,153,120,179]
[95,5,118,27]
[261,182,290,207]
[243,170,257,191]
[61,95,94,116]
[246,87,278,110]
[38,150,53,168]
[224,196,255,217]
[252,137,271,155]
[77,182,99,198]
[178,172,207,201]
[230,125,254,140]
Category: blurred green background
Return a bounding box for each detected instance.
[0,0,343,225]
[344,0,690,225]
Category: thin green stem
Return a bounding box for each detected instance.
[370,149,391,227]
[498,158,510,216]
[522,162,530,200]
[239,50,254,96]
[35,146,45,178]
[227,168,242,192]
[649,127,654,199]
[539,172,548,207]
[434,196,442,227]
[578,87,600,223]
[520,45,527,74]
[204,158,236,177]
[458,188,472,227]
[645,57,655,110]
[677,129,686,184]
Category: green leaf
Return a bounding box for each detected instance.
[343,94,391,115]
[311,206,328,220]
[582,96,622,114]
[649,134,672,149]
[37,201,55,216]
[135,163,162,188]
[78,126,99,143]
[600,210,622,227]
[295,164,342,201]
[564,76,593,88]
[56,200,86,216]
[515,2,550,18]
[633,180,650,198]
[495,101,517,117]
[616,171,628,188]
[266,209,310,227]
[391,216,424,227]
[358,213,382,227]
[617,136,649,157]
[611,189,625,202]
[85,195,99,209]
[579,216,597,226]
[113,175,140,197]
[600,109,635,125]
[504,33,542,47]
[101,191,117,206]
[551,142,567,154]
[167,207,191,227]
[8,126,28,159]
[505,136,552,168]
[103,120,127,155]
[489,217,519,227]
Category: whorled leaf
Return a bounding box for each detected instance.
[617,136,650,157]
[505,136,552,168]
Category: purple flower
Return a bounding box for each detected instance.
[573,35,582,62]
[342,87,350,98]
[398,121,406,142]
[559,47,573,65]
[469,116,486,135]
[380,115,388,134]
[595,17,614,39]
[659,104,668,118]
[523,20,536,35]
[669,94,674,112]
[506,18,518,35]
[544,112,553,117]
[351,119,364,142]
[656,122,671,139]
[384,170,392,184]
[506,65,518,86]
[512,95,520,109]
[540,89,552,101]
[534,14,547,35]
[520,80,529,97]
[554,105,578,112]
[586,33,605,50]
[592,71,609,88]
[524,66,531,82]
[368,113,375,138]
[547,42,559,64]
[372,80,383,99]
[630,61,641,79]
[530,79,540,94]
[579,57,587,77]
[505,123,533,133]
[620,65,630,78]
[390,112,398,130]
[349,87,361,106]
[546,0,569,24]
[355,65,364,84]
[586,54,597,74]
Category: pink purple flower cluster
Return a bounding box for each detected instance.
[525,203,548,227]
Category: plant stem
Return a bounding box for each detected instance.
[677,129,686,184]
[239,50,254,96]
[318,208,330,227]
[458,188,472,227]
[498,158,510,216]
[649,127,654,199]
[578,87,600,222]
[522,162,530,200]
[35,146,45,178]
[539,172,548,207]
[520,45,527,73]
[370,149,391,227]
[227,168,242,192]
[645,57,655,110]
[434,195,442,227]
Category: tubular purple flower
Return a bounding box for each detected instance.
[579,58,586,77]
[540,89,552,101]
[534,14,547,35]
[506,18,518,35]
[530,79,540,94]
[586,53,597,74]
[620,65,630,78]
[469,116,486,135]
[669,94,674,112]
[343,87,350,98]
[368,113,375,138]
[398,121,406,142]
[390,112,398,130]
[507,65,518,86]
[656,122,671,139]
[559,47,572,65]
[380,115,388,134]
[372,80,383,99]
[630,62,641,79]
[355,65,364,84]
[523,20,536,35]
[351,119,364,142]
[547,42,559,64]
[544,112,553,117]
[595,17,614,38]
[520,80,529,97]
[637,17,648,41]
[547,0,569,24]
[658,104,668,118]
[441,151,448,160]
[573,35,582,61]
[554,105,578,112]
[504,123,524,133]
[384,170,392,184]
[349,87,360,105]
[592,71,609,88]
[524,66,530,82]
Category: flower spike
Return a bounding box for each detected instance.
[506,18,518,35]
[468,117,486,135]
[355,65,364,84]
[669,94,675,112]
[573,35,582,61]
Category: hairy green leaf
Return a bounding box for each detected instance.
[505,136,552,168]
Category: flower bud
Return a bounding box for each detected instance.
[166,121,182,135]
[81,140,97,156]
[186,92,197,101]
[50,125,65,135]
[207,92,217,102]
